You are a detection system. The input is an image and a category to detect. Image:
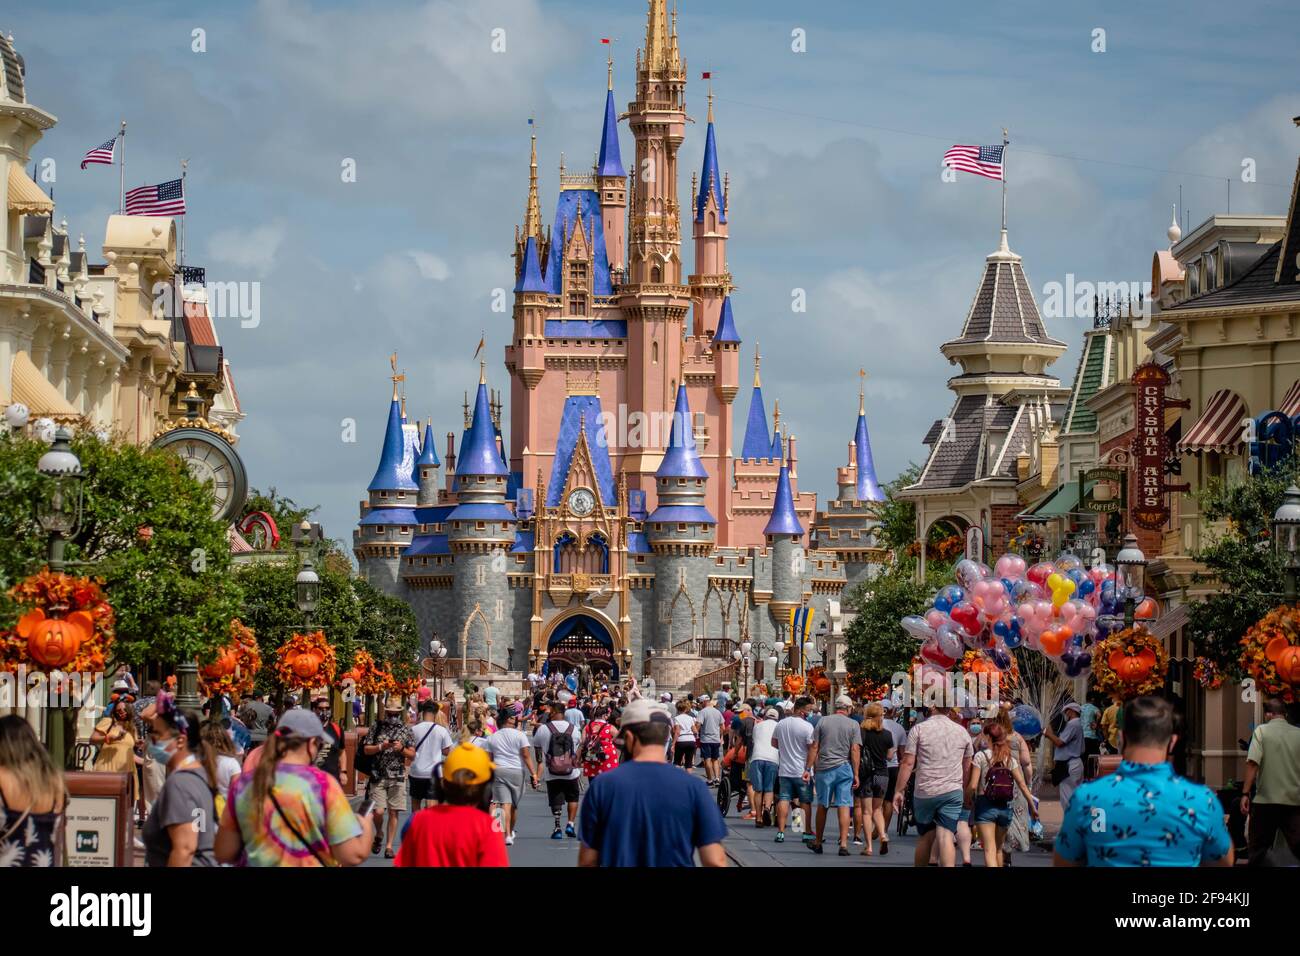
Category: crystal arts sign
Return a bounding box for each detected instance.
[1128,363,1188,531]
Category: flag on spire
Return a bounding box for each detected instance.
[942,144,1004,181]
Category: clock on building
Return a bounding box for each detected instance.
[152,426,248,524]
[567,487,596,517]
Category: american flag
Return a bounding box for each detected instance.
[124,178,186,217]
[942,144,1004,181]
[80,137,117,169]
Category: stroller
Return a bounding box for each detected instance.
[894,776,916,836]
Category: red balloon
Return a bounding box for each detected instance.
[949,601,982,637]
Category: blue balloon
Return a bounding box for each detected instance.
[933,585,966,613]
[1001,577,1015,595]
[1011,703,1043,738]
[989,645,1013,671]
[1077,578,1096,597]
[994,617,1024,649]
[1066,567,1086,586]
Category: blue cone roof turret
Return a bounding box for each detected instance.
[741,347,772,459]
[515,235,547,293]
[596,88,625,178]
[763,445,804,537]
[657,385,708,479]
[713,295,740,344]
[695,106,726,224]
[416,422,440,467]
[457,371,509,478]
[368,390,419,492]
[854,407,885,502]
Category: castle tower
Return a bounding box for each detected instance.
[765,440,805,638]
[647,384,715,652]
[416,420,441,506]
[596,54,627,274]
[354,377,419,591]
[710,295,741,542]
[447,366,515,668]
[689,90,730,337]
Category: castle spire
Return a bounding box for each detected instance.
[741,344,773,459]
[416,420,440,467]
[596,67,625,178]
[695,93,726,224]
[457,373,508,478]
[368,375,418,493]
[853,373,885,502]
[523,131,542,240]
[764,445,804,537]
[643,0,671,73]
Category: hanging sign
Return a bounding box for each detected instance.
[1128,363,1188,531]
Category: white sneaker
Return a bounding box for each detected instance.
[509,830,517,841]
[505,834,515,846]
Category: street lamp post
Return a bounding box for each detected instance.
[740,640,753,698]
[1272,485,1300,603]
[295,553,321,707]
[1115,532,1147,629]
[35,428,83,767]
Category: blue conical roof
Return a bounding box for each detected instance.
[695,119,726,224]
[368,395,418,492]
[657,385,708,479]
[854,411,885,501]
[713,295,741,343]
[769,426,783,462]
[457,380,508,478]
[741,384,771,459]
[596,88,625,178]
[515,235,547,293]
[764,459,804,537]
[416,422,440,467]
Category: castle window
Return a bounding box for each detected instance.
[652,342,659,364]
[397,492,406,499]
[678,524,687,532]
[477,476,485,484]
[421,558,428,566]
[379,491,388,499]
[677,478,686,486]
[399,526,409,534]
[476,521,486,530]
[569,261,587,282]
[568,294,587,316]
[515,555,526,564]
[652,264,662,283]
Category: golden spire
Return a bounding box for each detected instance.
[479,360,487,385]
[859,368,867,416]
[608,50,614,91]
[523,130,541,239]
[773,400,781,434]
[753,342,761,388]
[643,0,670,72]
[389,352,405,401]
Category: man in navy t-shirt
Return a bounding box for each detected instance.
[578,699,728,867]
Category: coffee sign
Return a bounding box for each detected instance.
[1080,467,1126,514]
[1128,363,1187,531]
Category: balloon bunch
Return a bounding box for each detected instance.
[900,551,1160,686]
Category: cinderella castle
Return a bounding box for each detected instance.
[354,1,887,690]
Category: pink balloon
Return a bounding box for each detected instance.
[995,554,1027,580]
[924,609,948,630]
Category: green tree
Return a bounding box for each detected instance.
[868,463,921,552]
[0,433,241,665]
[241,487,317,543]
[1186,460,1300,675]
[843,554,956,683]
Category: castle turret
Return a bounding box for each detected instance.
[416,421,440,506]
[689,89,730,337]
[647,385,715,652]
[765,440,805,636]
[596,54,627,275]
[447,366,515,668]
[354,377,419,591]
[740,345,773,461]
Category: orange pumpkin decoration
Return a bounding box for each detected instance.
[200,645,239,681]
[16,609,92,670]
[1107,647,1157,684]
[291,649,324,682]
[1265,637,1300,686]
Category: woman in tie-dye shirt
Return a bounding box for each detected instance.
[216,710,372,867]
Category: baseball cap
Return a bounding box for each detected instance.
[780,699,794,711]
[659,692,672,702]
[1063,701,1082,714]
[699,694,711,702]
[835,694,854,709]
[275,709,328,741]
[619,699,672,728]
[442,742,494,785]
[764,708,781,720]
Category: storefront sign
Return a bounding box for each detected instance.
[1080,467,1126,514]
[964,526,984,561]
[64,771,133,867]
[1129,363,1188,531]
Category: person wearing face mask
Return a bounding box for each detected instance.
[91,692,140,809]
[216,709,373,867]
[141,692,218,867]
[965,711,1037,867]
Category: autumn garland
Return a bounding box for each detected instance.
[1092,626,1168,699]
[1192,657,1225,691]
[199,619,261,698]
[1239,604,1300,704]
[273,630,337,690]
[340,648,395,696]
[0,571,115,673]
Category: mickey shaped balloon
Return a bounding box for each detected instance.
[933,585,966,613]
[994,553,1027,582]
[1046,572,1077,609]
[901,616,936,642]
[949,601,983,638]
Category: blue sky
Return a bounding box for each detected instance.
[11,0,1300,545]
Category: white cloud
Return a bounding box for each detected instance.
[206,223,286,278]
[405,250,451,281]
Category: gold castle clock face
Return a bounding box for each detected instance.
[152,427,248,524]
[567,487,596,517]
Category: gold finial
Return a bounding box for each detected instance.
[463,391,471,428]
[753,342,761,388]
[479,360,487,385]
[608,51,614,91]
[389,352,405,400]
[523,127,542,239]
[707,80,714,124]
[773,400,781,433]
[859,368,867,416]
[559,151,565,178]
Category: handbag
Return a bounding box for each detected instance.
[268,788,334,867]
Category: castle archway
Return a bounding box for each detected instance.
[543,613,619,683]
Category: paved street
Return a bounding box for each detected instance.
[359,762,1054,867]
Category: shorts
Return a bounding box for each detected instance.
[370,778,409,812]
[698,742,721,760]
[913,789,963,835]
[545,777,580,809]
[673,742,697,767]
[776,774,813,806]
[973,795,1013,827]
[408,775,438,804]
[492,769,525,806]
[884,766,900,801]
[814,763,855,808]
[856,771,889,800]
[749,759,778,794]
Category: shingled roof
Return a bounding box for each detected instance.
[910,394,1033,491]
[944,242,1066,348]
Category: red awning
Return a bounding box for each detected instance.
[1279,379,1300,418]
[1177,389,1247,454]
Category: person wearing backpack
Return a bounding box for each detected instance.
[532,711,583,840]
[965,710,1037,867]
[580,706,620,780]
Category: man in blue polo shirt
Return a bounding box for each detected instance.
[1054,695,1232,867]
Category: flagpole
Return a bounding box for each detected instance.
[118,120,126,214]
[1001,127,1009,235]
[179,159,189,269]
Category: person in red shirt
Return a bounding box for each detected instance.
[393,742,508,868]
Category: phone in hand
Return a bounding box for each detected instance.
[357,798,376,818]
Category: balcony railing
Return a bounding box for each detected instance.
[690,660,738,698]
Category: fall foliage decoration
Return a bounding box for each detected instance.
[1192,657,1225,691]
[782,673,805,695]
[1092,626,1168,699]
[1240,604,1300,704]
[960,649,1019,699]
[0,571,115,673]
[805,666,831,697]
[199,619,261,698]
[338,648,394,696]
[273,630,336,690]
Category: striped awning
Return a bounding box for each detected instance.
[1279,379,1300,418]
[1177,389,1246,454]
[10,350,79,419]
[8,164,54,214]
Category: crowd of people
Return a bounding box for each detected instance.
[0,662,1298,869]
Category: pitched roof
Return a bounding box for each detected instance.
[911,394,1030,491]
[657,385,708,479]
[764,462,804,536]
[854,410,885,502]
[543,189,612,295]
[596,88,625,178]
[367,393,419,492]
[695,118,726,224]
[741,382,772,459]
[713,295,741,343]
[456,381,508,478]
[515,235,547,293]
[1061,330,1111,435]
[944,242,1065,348]
[416,422,440,467]
[546,394,617,507]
